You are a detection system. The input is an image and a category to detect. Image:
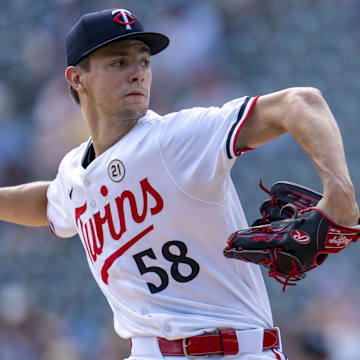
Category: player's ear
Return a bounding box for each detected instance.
[65,66,84,92]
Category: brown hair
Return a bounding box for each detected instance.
[69,56,91,105]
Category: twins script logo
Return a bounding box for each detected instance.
[74,177,163,284]
[112,9,135,30]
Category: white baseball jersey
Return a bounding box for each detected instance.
[47,95,273,340]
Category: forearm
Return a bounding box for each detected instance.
[280,88,358,224]
[239,87,358,224]
[284,89,350,184]
[0,181,50,227]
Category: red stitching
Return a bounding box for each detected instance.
[259,179,277,207]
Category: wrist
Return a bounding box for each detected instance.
[322,177,355,199]
[320,180,359,226]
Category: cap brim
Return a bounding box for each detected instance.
[126,32,170,55]
[74,32,169,65]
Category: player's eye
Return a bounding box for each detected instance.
[111,59,127,67]
[141,59,150,67]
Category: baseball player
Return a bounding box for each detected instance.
[0,8,358,360]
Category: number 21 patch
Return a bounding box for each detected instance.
[108,159,125,182]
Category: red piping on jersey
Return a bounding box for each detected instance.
[48,223,63,239]
[271,348,283,360]
[233,95,260,157]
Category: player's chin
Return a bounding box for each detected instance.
[120,104,148,120]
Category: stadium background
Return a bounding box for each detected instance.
[1,0,360,359]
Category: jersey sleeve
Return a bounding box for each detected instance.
[47,161,77,238]
[159,96,259,202]
[224,96,259,159]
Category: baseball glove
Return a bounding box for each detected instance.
[251,180,322,226]
[224,181,360,291]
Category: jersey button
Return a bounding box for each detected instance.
[84,180,90,187]
[140,307,148,315]
[90,200,97,208]
[164,324,172,332]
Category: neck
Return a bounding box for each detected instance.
[82,106,143,157]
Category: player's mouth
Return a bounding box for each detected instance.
[125,90,146,97]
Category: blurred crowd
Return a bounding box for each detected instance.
[1,0,360,359]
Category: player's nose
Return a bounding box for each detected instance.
[129,63,145,83]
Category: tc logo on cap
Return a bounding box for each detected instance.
[112,9,135,30]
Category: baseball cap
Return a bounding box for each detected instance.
[66,9,170,66]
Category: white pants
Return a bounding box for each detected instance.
[126,330,287,360]
[126,350,286,360]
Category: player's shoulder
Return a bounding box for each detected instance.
[164,105,218,119]
[149,96,250,123]
[136,109,212,131]
[147,106,218,126]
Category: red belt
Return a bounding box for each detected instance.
[158,328,280,357]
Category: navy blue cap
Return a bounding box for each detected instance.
[66,9,169,66]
